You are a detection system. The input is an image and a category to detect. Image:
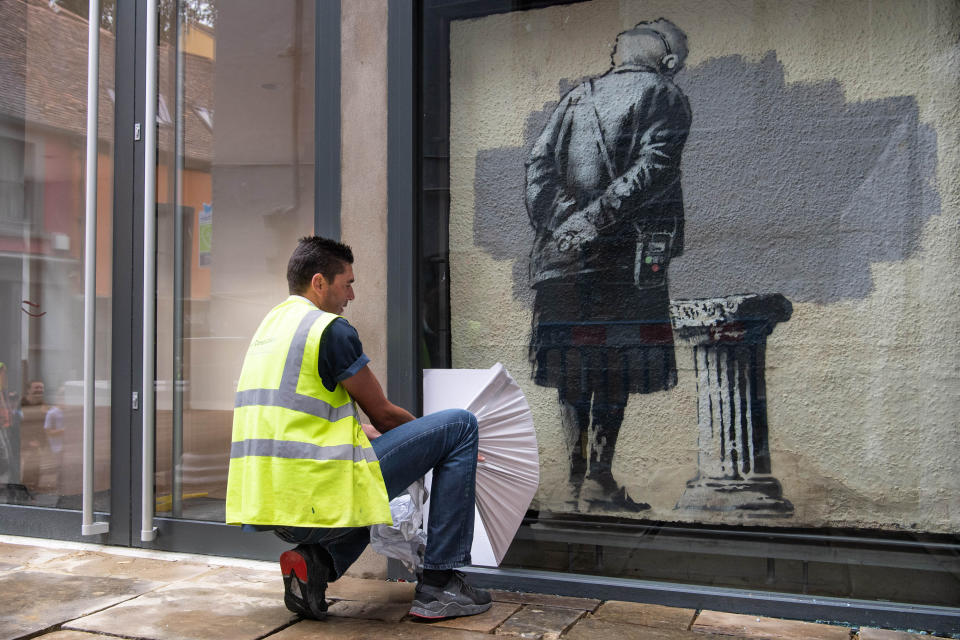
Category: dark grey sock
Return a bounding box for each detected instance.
[422,568,453,587]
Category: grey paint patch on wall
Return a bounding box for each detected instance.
[473,144,535,305]
[473,51,940,304]
[473,77,591,305]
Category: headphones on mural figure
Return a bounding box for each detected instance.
[637,27,679,72]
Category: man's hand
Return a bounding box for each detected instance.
[361,423,381,440]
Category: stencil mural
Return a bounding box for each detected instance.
[525,20,796,516]
[526,19,691,513]
[455,1,954,530]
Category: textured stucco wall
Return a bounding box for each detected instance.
[449,0,960,531]
[340,0,389,579]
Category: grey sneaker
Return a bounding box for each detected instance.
[409,570,493,619]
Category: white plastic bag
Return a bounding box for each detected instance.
[369,478,427,574]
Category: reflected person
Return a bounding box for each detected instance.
[525,19,691,513]
[43,386,65,493]
[19,379,48,494]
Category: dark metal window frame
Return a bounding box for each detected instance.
[315,0,341,241]
[385,0,960,634]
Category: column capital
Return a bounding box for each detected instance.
[670,294,793,345]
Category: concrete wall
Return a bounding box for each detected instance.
[447,0,960,532]
[341,0,389,400]
[340,0,389,579]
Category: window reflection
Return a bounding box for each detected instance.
[0,0,114,509]
[154,0,315,521]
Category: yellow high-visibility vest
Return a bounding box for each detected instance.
[225,296,392,528]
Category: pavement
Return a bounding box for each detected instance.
[0,535,947,640]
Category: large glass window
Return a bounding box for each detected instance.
[0,0,114,512]
[420,0,960,607]
[153,0,316,521]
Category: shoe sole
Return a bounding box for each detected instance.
[409,600,492,619]
[280,550,308,582]
[280,550,327,620]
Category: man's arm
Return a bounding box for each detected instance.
[341,365,416,432]
[43,407,64,437]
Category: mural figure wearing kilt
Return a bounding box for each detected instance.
[526,19,691,512]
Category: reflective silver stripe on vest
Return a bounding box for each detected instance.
[236,308,358,422]
[234,388,356,422]
[231,438,379,464]
[281,309,326,394]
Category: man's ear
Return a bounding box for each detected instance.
[661,53,679,71]
[310,272,326,293]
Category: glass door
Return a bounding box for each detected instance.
[143,0,317,557]
[0,0,323,558]
[0,0,117,539]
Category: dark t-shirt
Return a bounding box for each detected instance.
[318,317,370,392]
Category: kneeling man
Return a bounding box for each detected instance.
[226,236,491,620]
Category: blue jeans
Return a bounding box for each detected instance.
[273,408,479,579]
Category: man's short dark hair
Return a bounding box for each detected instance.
[287,236,354,294]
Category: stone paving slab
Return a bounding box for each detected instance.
[0,571,157,640]
[421,601,522,633]
[0,541,75,571]
[592,600,698,629]
[489,589,601,612]
[693,610,852,640]
[29,550,214,583]
[325,576,416,604]
[326,600,411,623]
[0,622,35,640]
[858,628,949,639]
[566,617,730,640]
[63,582,295,640]
[182,564,282,597]
[271,617,490,639]
[495,604,585,639]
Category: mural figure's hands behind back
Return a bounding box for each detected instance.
[553,210,598,252]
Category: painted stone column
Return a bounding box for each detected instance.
[670,294,794,516]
